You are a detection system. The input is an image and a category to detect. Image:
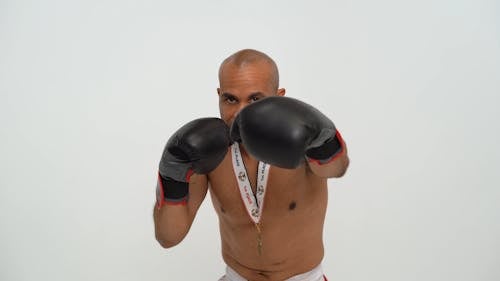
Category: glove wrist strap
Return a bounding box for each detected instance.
[306,131,344,165]
[156,173,189,209]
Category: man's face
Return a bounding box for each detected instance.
[217,62,284,127]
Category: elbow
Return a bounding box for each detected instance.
[155,233,182,249]
[153,206,190,249]
[155,225,185,249]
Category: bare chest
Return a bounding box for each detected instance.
[207,150,326,225]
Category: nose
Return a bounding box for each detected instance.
[234,102,249,117]
[228,102,249,128]
[234,102,250,115]
[235,105,244,116]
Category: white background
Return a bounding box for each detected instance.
[1,0,499,280]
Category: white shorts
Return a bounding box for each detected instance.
[219,264,326,281]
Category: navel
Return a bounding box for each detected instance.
[288,201,297,210]
[220,206,226,213]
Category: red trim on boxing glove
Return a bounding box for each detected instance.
[185,169,194,182]
[307,131,345,166]
[156,173,165,209]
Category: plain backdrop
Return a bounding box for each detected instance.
[1,0,499,280]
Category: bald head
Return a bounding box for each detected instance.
[219,49,280,91]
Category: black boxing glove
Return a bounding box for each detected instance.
[156,118,230,207]
[230,96,343,169]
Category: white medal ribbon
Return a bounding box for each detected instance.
[231,143,270,224]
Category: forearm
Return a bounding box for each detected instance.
[308,149,349,178]
[153,204,191,248]
[153,174,208,248]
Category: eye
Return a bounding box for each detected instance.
[224,96,238,104]
[250,96,261,103]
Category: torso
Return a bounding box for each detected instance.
[208,145,328,281]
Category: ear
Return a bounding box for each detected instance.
[277,88,286,96]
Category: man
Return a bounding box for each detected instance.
[153,49,349,281]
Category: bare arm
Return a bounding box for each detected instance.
[153,174,209,248]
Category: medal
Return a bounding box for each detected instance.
[256,222,263,256]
